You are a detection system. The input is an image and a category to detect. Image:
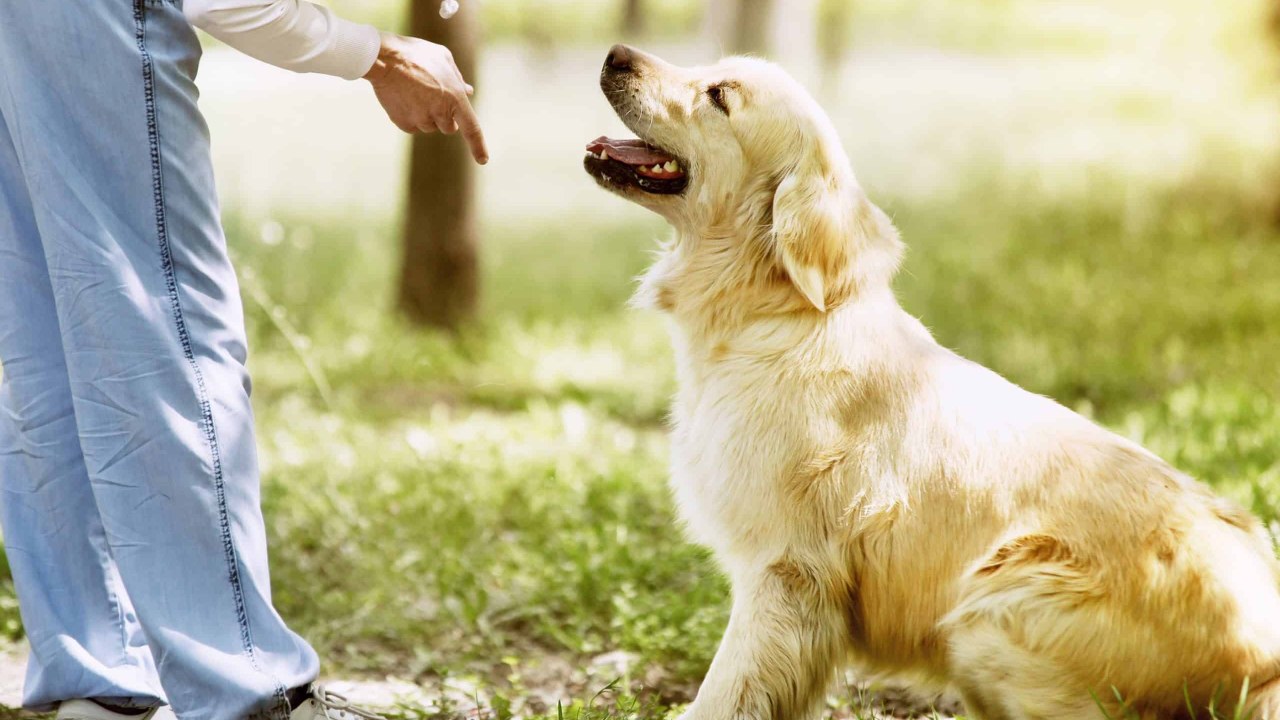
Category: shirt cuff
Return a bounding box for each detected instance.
[325,18,381,81]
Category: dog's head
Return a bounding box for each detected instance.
[585,45,901,315]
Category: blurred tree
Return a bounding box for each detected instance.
[731,0,773,54]
[621,0,647,38]
[703,0,771,54]
[817,0,853,95]
[705,0,821,88]
[398,0,480,329]
[1274,0,1280,227]
[518,3,555,69]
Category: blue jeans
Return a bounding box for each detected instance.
[0,2,320,718]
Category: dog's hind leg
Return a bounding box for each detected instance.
[942,535,1132,720]
[679,558,849,720]
[1250,676,1280,720]
[947,617,1106,720]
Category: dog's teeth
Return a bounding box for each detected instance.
[653,165,664,173]
[599,149,608,160]
[664,161,678,172]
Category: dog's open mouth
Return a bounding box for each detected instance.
[583,136,688,195]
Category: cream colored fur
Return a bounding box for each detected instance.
[589,47,1280,720]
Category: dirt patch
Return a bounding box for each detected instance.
[0,645,959,719]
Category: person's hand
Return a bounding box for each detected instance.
[364,32,488,164]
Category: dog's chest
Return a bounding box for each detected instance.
[666,361,817,558]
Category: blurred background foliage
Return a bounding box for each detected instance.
[4,0,1280,716]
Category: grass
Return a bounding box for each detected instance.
[191,159,1280,718]
[3,159,1279,720]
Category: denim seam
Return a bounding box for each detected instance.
[94,529,133,671]
[131,3,290,718]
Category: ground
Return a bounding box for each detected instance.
[0,2,1278,718]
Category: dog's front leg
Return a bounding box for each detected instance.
[681,559,847,720]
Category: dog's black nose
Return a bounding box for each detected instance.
[606,44,634,72]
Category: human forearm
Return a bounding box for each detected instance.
[187,0,488,163]
[184,0,379,80]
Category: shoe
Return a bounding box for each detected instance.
[56,699,177,720]
[290,685,385,720]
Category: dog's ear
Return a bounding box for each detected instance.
[771,166,854,312]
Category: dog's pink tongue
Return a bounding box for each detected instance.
[587,136,672,165]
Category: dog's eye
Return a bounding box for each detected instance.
[706,85,729,114]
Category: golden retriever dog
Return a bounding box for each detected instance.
[583,45,1280,720]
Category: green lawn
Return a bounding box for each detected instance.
[4,106,1279,720]
[208,158,1280,718]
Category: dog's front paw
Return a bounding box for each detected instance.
[672,701,756,720]
[672,702,715,720]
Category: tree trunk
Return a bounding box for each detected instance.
[1272,0,1280,46]
[701,0,733,57]
[1273,0,1280,227]
[768,0,820,90]
[730,0,775,55]
[817,0,853,96]
[621,0,646,38]
[398,0,479,329]
[705,0,821,89]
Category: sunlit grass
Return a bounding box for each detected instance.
[3,139,1279,720]
[192,159,1280,717]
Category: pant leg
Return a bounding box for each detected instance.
[0,108,166,713]
[0,3,319,719]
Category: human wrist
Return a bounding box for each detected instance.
[364,31,404,86]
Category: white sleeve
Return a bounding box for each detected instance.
[184,0,381,81]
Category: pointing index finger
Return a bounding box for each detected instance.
[452,95,488,165]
